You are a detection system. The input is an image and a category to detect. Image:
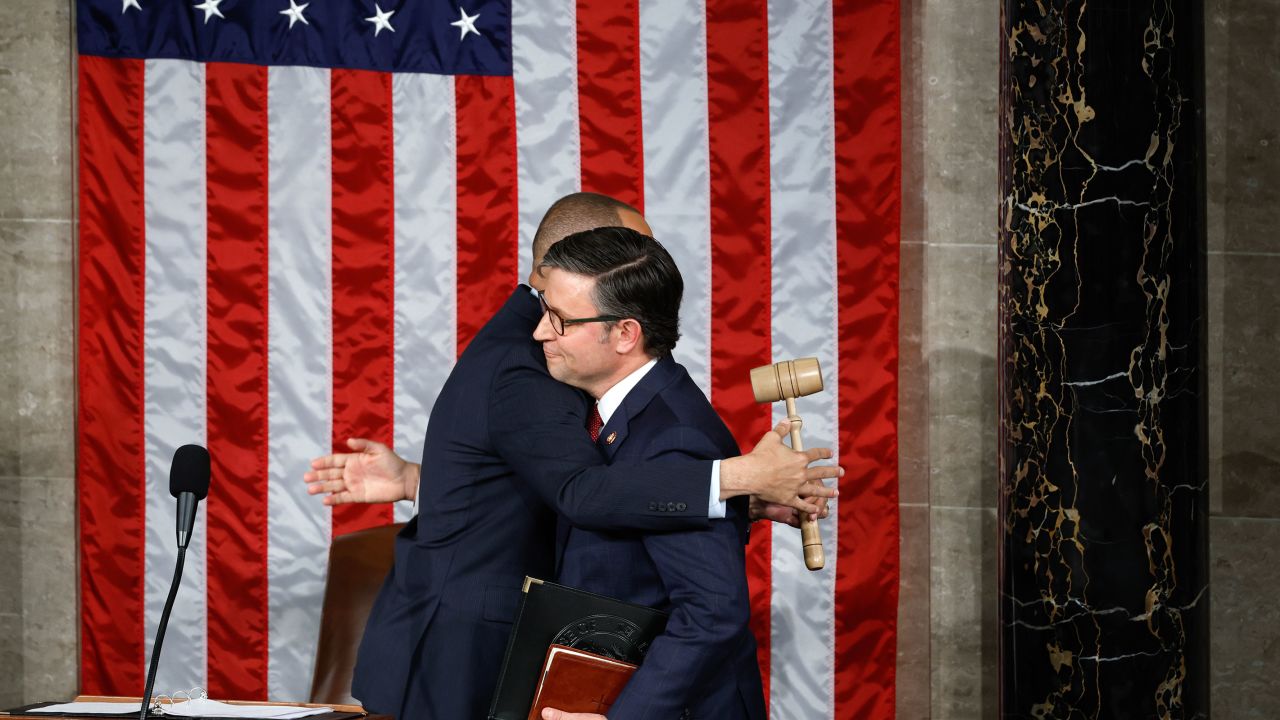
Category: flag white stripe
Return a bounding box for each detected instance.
[638,0,713,393]
[392,72,458,523]
[142,57,209,692]
[766,0,839,717]
[512,0,581,283]
[266,65,334,700]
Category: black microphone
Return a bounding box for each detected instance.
[171,444,211,549]
[140,444,211,720]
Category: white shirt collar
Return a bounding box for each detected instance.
[596,358,658,427]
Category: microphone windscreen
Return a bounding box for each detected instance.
[169,444,211,500]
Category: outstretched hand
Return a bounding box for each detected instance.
[303,438,420,505]
[721,420,841,515]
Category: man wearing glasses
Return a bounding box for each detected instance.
[533,226,766,719]
[305,193,838,719]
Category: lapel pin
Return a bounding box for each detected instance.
[605,432,617,445]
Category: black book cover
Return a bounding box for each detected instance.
[487,578,668,720]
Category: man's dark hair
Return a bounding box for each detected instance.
[539,226,682,358]
[532,192,640,262]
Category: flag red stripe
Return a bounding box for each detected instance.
[330,69,396,535]
[204,61,271,698]
[705,0,775,703]
[77,55,147,695]
[575,0,645,211]
[833,1,902,716]
[454,75,519,354]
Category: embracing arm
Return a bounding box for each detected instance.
[488,356,710,532]
[304,351,839,521]
[303,432,835,525]
[489,352,838,531]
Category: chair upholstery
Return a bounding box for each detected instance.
[309,522,404,706]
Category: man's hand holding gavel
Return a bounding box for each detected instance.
[749,357,830,569]
[718,419,840,517]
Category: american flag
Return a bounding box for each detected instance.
[75,0,900,717]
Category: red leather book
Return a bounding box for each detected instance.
[526,644,637,720]
[487,578,667,720]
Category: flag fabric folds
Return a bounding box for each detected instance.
[75,1,899,717]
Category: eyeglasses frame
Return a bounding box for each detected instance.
[537,290,625,336]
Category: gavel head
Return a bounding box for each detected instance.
[750,357,823,403]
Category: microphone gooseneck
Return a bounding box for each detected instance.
[139,546,186,720]
[140,444,211,720]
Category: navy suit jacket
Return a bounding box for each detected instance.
[352,288,719,719]
[557,356,766,720]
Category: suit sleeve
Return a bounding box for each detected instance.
[488,345,712,532]
[606,427,754,720]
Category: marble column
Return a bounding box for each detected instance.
[0,0,78,709]
[997,2,1209,718]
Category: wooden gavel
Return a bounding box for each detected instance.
[750,357,826,571]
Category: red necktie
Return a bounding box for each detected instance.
[587,405,603,442]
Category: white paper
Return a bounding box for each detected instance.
[26,703,142,715]
[159,699,332,719]
[23,700,331,719]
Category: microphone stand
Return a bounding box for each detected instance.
[138,546,187,720]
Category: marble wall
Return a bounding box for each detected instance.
[0,0,1275,717]
[0,0,78,710]
[898,0,1001,717]
[899,0,1277,717]
[1204,0,1280,716]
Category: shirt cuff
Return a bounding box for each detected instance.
[708,460,728,519]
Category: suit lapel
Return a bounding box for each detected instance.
[597,356,680,461]
[558,358,677,575]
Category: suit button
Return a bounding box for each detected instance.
[666,502,677,511]
[649,502,657,511]
[676,502,687,511]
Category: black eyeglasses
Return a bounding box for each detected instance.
[537,290,623,335]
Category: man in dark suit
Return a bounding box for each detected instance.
[534,227,765,720]
[311,194,838,718]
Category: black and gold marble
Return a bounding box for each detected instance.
[998,1,1208,717]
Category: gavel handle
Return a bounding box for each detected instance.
[785,398,825,571]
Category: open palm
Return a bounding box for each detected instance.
[303,438,414,505]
